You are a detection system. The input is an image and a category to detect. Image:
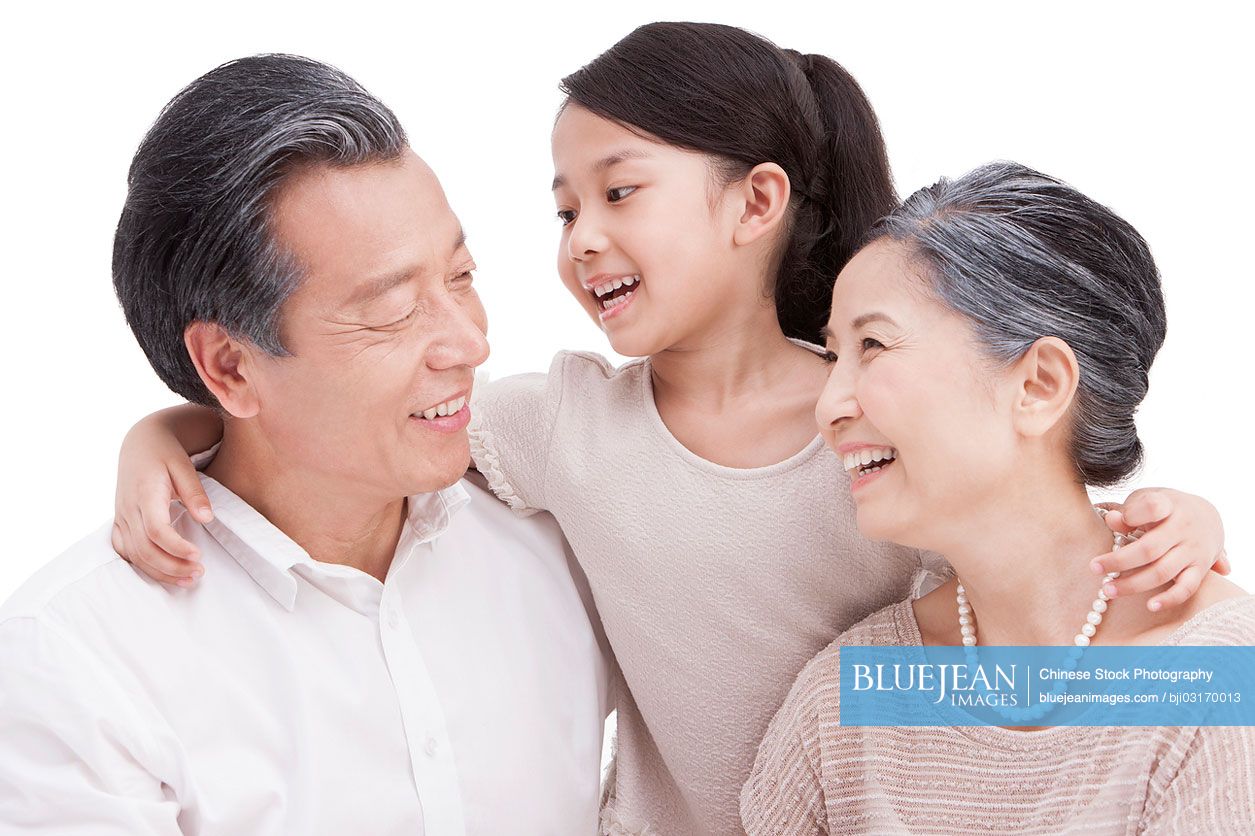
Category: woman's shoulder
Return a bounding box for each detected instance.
[1167,588,1255,645]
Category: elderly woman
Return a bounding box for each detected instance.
[741,163,1255,834]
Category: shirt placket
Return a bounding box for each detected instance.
[379,540,465,836]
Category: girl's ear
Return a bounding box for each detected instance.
[1010,336,1081,439]
[183,321,262,419]
[732,162,791,247]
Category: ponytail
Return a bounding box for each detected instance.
[561,22,896,343]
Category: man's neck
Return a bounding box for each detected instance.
[204,427,406,584]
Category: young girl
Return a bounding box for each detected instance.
[111,23,1229,835]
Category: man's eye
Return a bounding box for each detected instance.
[556,209,577,226]
[380,307,418,329]
[607,186,637,203]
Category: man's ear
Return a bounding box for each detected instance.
[1011,336,1080,439]
[184,322,260,419]
[731,162,791,247]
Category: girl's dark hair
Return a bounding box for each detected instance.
[560,22,895,344]
[865,162,1167,486]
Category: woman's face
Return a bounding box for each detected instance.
[550,103,748,357]
[815,240,1021,548]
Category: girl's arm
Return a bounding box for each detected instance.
[111,404,223,586]
[1090,488,1230,612]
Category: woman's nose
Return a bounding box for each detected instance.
[815,363,861,436]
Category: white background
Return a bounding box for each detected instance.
[2,2,1251,603]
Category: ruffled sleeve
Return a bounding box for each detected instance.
[468,353,568,515]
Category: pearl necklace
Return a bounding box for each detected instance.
[953,509,1129,723]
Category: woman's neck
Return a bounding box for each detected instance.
[931,478,1128,646]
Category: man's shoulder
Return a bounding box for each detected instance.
[453,473,565,545]
[0,521,160,626]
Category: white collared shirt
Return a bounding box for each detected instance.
[0,473,611,835]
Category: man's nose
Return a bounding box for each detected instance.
[427,296,490,371]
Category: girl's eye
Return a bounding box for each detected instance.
[607,185,637,203]
[862,337,884,352]
[556,209,577,226]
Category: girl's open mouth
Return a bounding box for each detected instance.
[592,274,639,312]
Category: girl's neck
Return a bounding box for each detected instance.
[648,311,819,411]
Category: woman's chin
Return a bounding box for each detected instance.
[854,507,904,545]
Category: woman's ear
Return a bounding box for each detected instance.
[184,322,261,419]
[731,162,791,247]
[1011,336,1081,438]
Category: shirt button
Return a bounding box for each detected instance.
[385,606,400,629]
[424,737,439,757]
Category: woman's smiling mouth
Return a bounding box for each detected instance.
[842,446,898,490]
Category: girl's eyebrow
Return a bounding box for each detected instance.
[551,148,652,191]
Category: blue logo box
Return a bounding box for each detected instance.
[840,646,1255,726]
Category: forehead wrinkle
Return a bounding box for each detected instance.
[341,225,467,310]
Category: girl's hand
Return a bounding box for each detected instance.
[112,411,217,586]
[1090,488,1229,612]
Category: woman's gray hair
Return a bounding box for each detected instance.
[113,54,408,407]
[866,162,1167,486]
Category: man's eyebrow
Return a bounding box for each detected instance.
[551,148,651,191]
[343,228,467,308]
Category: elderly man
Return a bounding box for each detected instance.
[0,55,609,834]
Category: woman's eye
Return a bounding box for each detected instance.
[607,185,637,203]
[556,209,577,226]
[862,337,884,352]
[822,350,839,364]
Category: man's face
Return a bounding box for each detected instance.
[244,150,489,499]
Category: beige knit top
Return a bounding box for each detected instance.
[741,594,1255,835]
[470,351,946,835]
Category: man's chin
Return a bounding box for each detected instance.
[403,448,473,496]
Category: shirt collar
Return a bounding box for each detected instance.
[196,475,472,611]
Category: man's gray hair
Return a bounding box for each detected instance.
[113,54,408,406]
[866,162,1167,486]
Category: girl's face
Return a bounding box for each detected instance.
[815,240,1021,549]
[550,104,750,356]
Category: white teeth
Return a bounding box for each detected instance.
[592,276,639,297]
[417,395,466,421]
[602,290,634,310]
[843,447,897,473]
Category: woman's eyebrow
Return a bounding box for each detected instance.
[851,312,897,329]
[551,148,651,190]
[821,312,898,342]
